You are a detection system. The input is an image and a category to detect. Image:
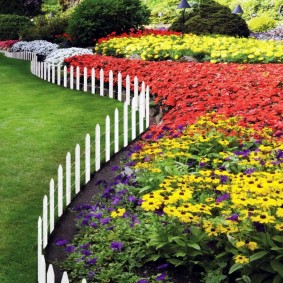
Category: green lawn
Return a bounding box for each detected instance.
[0,54,125,282]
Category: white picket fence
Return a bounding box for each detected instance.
[4,51,151,283]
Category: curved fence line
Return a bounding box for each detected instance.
[4,51,151,283]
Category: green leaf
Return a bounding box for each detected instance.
[146,254,161,262]
[174,251,187,257]
[139,185,152,194]
[167,258,185,267]
[273,274,283,283]
[173,238,186,247]
[187,242,201,250]
[229,263,243,274]
[270,260,283,277]
[215,251,228,259]
[272,236,283,243]
[249,251,268,262]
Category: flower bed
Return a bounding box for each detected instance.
[56,114,283,282]
[64,55,283,140]
[95,33,283,63]
[0,40,19,50]
[11,40,58,57]
[44,47,93,65]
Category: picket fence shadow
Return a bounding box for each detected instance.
[4,51,151,283]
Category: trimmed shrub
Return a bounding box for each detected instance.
[248,15,277,32]
[67,0,150,46]
[170,0,250,38]
[20,13,70,41]
[0,14,32,40]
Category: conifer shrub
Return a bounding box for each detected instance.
[171,0,250,37]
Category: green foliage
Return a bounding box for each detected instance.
[67,0,150,46]
[248,15,277,32]
[20,12,70,41]
[0,14,32,40]
[170,0,250,37]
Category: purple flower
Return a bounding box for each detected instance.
[157,133,164,140]
[220,175,228,184]
[245,168,256,174]
[128,195,137,203]
[155,272,167,281]
[226,214,239,221]
[157,263,169,270]
[81,249,92,256]
[111,197,121,205]
[199,162,207,167]
[216,194,230,203]
[100,217,111,225]
[112,165,119,171]
[137,279,148,283]
[55,239,68,246]
[89,222,97,228]
[86,257,97,265]
[93,212,103,219]
[110,241,124,251]
[79,243,90,249]
[88,270,95,279]
[65,245,75,253]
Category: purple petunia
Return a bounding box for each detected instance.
[110,241,124,251]
[216,194,230,203]
[65,245,75,253]
[226,214,239,221]
[100,217,111,225]
[157,263,169,270]
[81,249,92,256]
[155,272,167,281]
[55,239,68,246]
[137,279,148,283]
[86,257,97,265]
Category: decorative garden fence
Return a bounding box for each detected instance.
[4,51,151,283]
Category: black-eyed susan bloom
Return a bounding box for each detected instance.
[233,255,249,264]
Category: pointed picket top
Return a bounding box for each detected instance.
[81,279,87,283]
[47,264,55,283]
[61,272,69,283]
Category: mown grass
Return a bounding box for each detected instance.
[0,54,126,282]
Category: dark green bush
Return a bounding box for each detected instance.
[171,0,250,37]
[20,13,70,41]
[67,0,150,46]
[0,14,32,40]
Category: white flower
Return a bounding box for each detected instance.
[11,40,58,57]
[44,48,93,65]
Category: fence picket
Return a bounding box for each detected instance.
[132,98,137,140]
[38,217,42,283]
[109,70,113,98]
[64,66,67,87]
[47,64,51,82]
[118,72,122,101]
[66,153,71,206]
[105,116,110,162]
[114,108,119,153]
[58,165,63,217]
[91,68,95,94]
[61,272,69,283]
[126,75,130,105]
[76,66,80,90]
[100,69,104,96]
[52,64,55,84]
[40,62,44,79]
[146,86,150,128]
[83,67,87,92]
[70,66,74,90]
[39,255,46,283]
[43,195,48,248]
[49,178,55,233]
[75,144,80,194]
[57,64,61,86]
[123,102,128,147]
[95,124,100,171]
[134,76,138,102]
[47,264,55,283]
[85,134,90,184]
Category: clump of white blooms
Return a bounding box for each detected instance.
[44,47,93,65]
[11,40,58,56]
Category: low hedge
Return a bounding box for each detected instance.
[0,14,32,40]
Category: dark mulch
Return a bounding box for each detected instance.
[45,145,133,282]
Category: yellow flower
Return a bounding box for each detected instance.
[111,208,126,218]
[233,255,249,264]
[274,223,283,231]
